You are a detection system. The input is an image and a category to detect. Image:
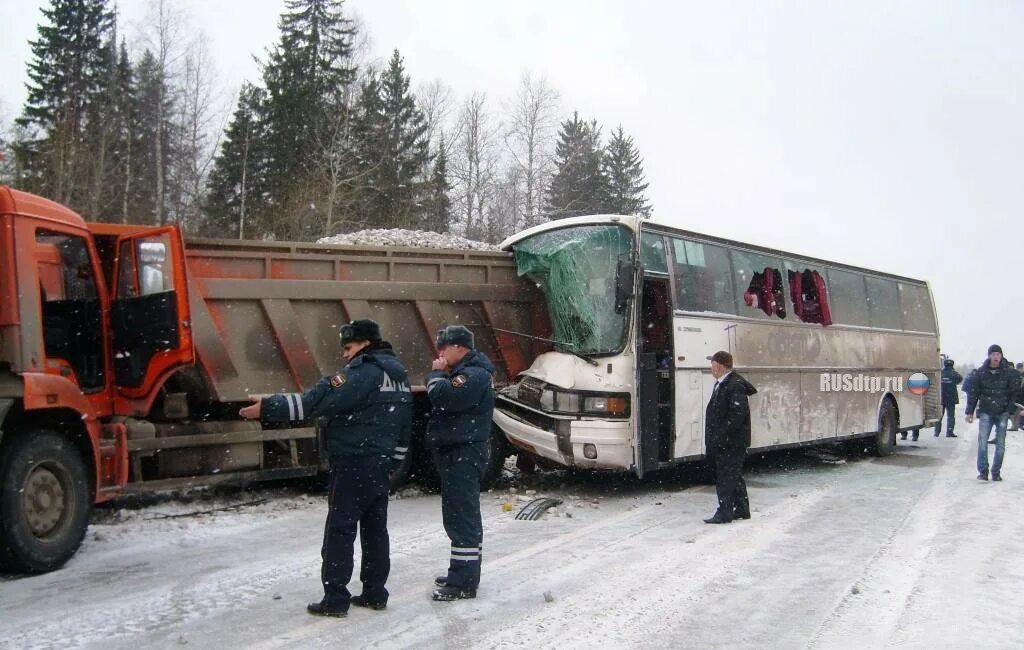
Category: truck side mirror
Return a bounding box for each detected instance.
[614,256,635,314]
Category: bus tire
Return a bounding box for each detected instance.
[874,399,898,457]
[0,430,92,573]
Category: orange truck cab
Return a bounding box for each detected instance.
[0,186,193,572]
[0,186,541,575]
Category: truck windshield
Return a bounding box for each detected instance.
[512,224,634,356]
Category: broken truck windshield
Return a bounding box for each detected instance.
[512,224,634,356]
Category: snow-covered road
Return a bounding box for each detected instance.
[3,421,1023,650]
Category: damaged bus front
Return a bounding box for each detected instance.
[493,217,643,473]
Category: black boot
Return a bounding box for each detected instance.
[351,595,387,610]
[434,575,449,587]
[703,512,733,524]
[432,585,477,601]
[307,601,348,618]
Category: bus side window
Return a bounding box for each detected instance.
[640,232,668,274]
[732,250,784,320]
[671,238,736,315]
[898,283,937,333]
[787,267,833,326]
[865,276,901,329]
[827,268,870,327]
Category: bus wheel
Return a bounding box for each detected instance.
[0,431,92,573]
[874,399,898,457]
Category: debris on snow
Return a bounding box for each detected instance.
[317,229,499,251]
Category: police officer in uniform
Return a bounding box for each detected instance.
[426,325,495,601]
[240,319,411,617]
[934,358,962,437]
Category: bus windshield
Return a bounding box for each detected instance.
[512,224,634,356]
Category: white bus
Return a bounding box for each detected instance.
[493,215,941,477]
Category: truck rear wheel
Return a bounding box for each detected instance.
[388,429,415,492]
[0,431,92,573]
[479,427,508,490]
[412,427,508,491]
[874,399,898,457]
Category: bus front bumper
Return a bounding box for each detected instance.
[493,403,633,470]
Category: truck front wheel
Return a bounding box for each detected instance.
[0,431,92,573]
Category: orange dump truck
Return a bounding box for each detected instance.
[0,186,544,573]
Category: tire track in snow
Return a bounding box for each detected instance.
[247,492,700,650]
[806,433,973,648]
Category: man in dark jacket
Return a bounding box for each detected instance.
[1011,362,1024,431]
[934,359,962,437]
[240,319,412,617]
[426,325,495,601]
[703,350,758,524]
[965,344,1020,482]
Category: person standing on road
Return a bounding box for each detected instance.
[426,325,495,601]
[1010,362,1024,431]
[240,319,412,617]
[703,351,758,524]
[934,358,962,437]
[965,344,1020,482]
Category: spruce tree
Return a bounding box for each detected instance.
[350,50,430,230]
[260,0,357,237]
[204,84,268,238]
[132,49,175,225]
[602,126,651,217]
[546,111,606,219]
[15,0,115,207]
[422,147,452,234]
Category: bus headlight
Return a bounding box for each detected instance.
[536,388,629,418]
[583,395,629,416]
[540,389,581,413]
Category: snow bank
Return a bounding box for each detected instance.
[317,229,499,251]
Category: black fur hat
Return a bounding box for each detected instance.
[340,319,382,345]
[436,325,475,350]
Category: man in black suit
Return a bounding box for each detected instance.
[704,350,758,524]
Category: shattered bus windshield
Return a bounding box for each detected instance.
[512,224,633,355]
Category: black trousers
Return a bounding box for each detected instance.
[321,455,391,608]
[710,446,749,518]
[934,403,956,434]
[434,441,488,589]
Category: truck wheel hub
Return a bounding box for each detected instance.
[23,465,66,537]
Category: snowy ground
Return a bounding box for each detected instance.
[2,414,1023,650]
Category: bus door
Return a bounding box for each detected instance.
[635,274,675,477]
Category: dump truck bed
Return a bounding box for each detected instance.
[180,237,542,402]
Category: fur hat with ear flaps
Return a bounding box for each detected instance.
[340,319,382,346]
[436,325,475,350]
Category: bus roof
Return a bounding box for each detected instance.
[641,221,930,286]
[501,214,929,287]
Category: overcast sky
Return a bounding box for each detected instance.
[1,0,1021,367]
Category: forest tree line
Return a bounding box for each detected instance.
[1,0,652,243]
